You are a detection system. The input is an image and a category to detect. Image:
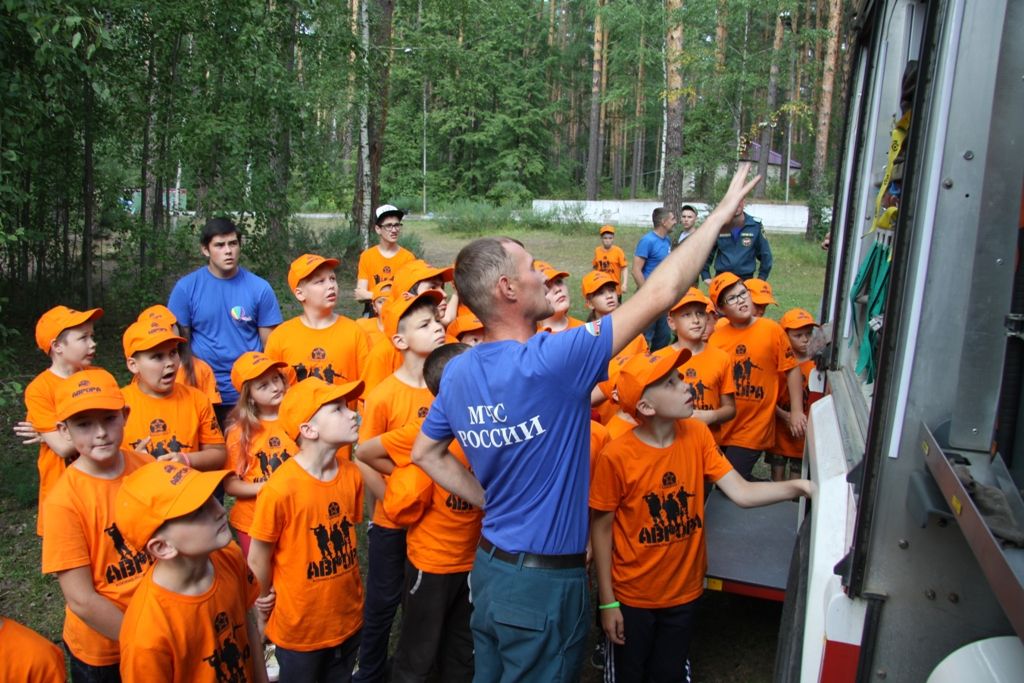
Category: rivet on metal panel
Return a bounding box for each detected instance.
[876,670,888,680]
[963,150,974,160]
[971,427,979,434]
[898,539,909,549]
[925,589,937,600]
[948,593,959,604]
[942,178,954,189]
[996,258,1004,266]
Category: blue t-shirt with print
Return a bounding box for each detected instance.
[422,318,614,555]
[635,230,672,278]
[168,267,283,405]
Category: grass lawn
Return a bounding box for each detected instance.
[0,219,826,680]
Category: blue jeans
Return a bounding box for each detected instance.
[276,631,360,683]
[64,642,120,683]
[352,525,406,683]
[644,315,672,351]
[470,547,589,683]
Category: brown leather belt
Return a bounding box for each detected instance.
[478,536,586,570]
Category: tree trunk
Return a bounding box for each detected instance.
[715,0,728,73]
[662,0,686,217]
[630,28,646,199]
[805,0,842,240]
[755,10,786,198]
[82,75,95,307]
[356,0,372,247]
[584,0,604,200]
[367,0,395,215]
[267,1,297,244]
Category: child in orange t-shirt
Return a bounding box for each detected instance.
[17,305,103,536]
[265,254,370,388]
[768,308,824,481]
[445,311,485,346]
[41,369,152,678]
[120,320,226,469]
[136,304,223,408]
[658,287,737,438]
[358,343,479,681]
[115,461,268,683]
[707,273,803,479]
[354,289,447,683]
[745,277,777,317]
[0,616,67,682]
[224,352,296,556]
[360,259,455,396]
[247,377,365,680]
[590,351,812,678]
[355,281,392,351]
[353,204,417,308]
[592,225,629,295]
[537,262,585,333]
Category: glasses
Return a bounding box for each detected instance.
[379,223,402,231]
[724,289,749,306]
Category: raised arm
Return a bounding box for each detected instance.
[610,164,761,355]
[410,431,484,508]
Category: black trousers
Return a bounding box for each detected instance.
[606,600,699,683]
[391,562,473,683]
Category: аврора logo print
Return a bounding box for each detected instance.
[203,611,252,682]
[307,504,357,579]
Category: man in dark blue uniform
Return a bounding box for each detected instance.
[700,199,773,284]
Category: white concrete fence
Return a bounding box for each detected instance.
[531,200,809,234]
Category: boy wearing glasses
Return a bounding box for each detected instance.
[354,205,417,308]
[707,273,805,479]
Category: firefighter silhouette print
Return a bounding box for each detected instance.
[637,471,701,545]
[307,502,358,579]
[732,346,765,400]
[202,611,252,682]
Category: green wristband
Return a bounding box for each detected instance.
[598,601,621,610]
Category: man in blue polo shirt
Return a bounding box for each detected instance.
[168,217,283,424]
[632,207,676,350]
[411,164,763,682]
[700,198,773,283]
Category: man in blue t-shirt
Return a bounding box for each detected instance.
[412,164,763,682]
[631,207,676,350]
[168,217,283,423]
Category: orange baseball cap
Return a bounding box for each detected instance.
[597,352,634,402]
[369,280,393,301]
[230,351,288,393]
[122,319,186,359]
[381,290,445,339]
[54,369,125,422]
[599,225,616,235]
[35,306,104,354]
[288,253,341,292]
[745,278,777,306]
[278,376,365,441]
[447,312,484,341]
[534,260,569,283]
[115,461,231,549]
[392,260,454,297]
[669,287,711,313]
[616,348,692,418]
[137,304,177,328]
[708,272,743,307]
[581,270,618,297]
[780,308,820,330]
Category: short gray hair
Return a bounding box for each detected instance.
[454,237,521,323]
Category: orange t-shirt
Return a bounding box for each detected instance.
[360,374,434,528]
[41,450,153,665]
[25,368,69,535]
[225,419,298,533]
[709,318,797,450]
[382,432,482,574]
[355,316,387,351]
[653,344,736,440]
[590,421,732,608]
[0,617,67,682]
[360,342,402,398]
[593,245,628,284]
[264,316,369,387]
[248,457,364,651]
[772,359,817,458]
[119,544,260,683]
[178,357,222,406]
[540,316,585,333]
[357,245,416,291]
[606,413,636,442]
[590,420,609,471]
[121,382,224,458]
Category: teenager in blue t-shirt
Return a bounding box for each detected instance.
[168,218,282,422]
[413,163,765,683]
